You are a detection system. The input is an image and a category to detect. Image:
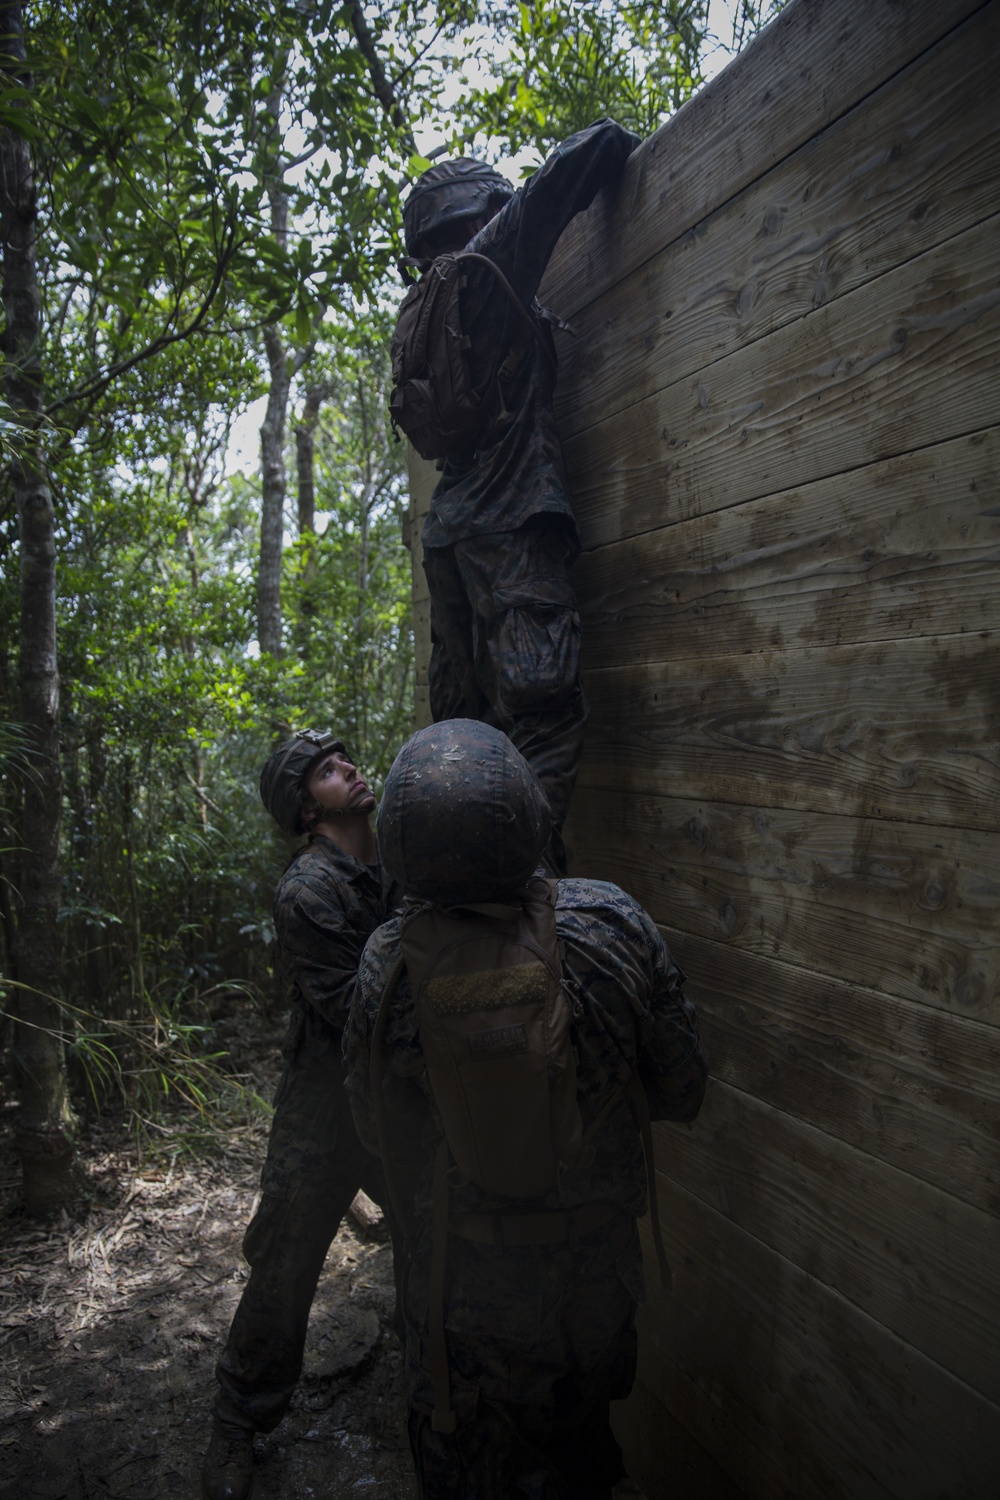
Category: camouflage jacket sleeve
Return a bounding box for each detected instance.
[343,923,389,1154]
[631,908,708,1123]
[274,852,375,1034]
[469,117,640,310]
[558,879,707,1125]
[344,918,439,1217]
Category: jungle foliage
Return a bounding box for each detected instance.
[0,0,779,1207]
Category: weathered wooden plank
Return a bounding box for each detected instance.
[638,1175,1000,1500]
[656,1079,1000,1402]
[574,633,1000,830]
[572,429,999,663]
[406,449,436,729]
[413,595,430,656]
[540,0,986,318]
[414,682,431,729]
[611,1377,748,1500]
[412,595,431,726]
[565,790,1000,1022]
[553,3,1000,439]
[413,568,430,607]
[661,928,1000,1218]
[562,213,1000,548]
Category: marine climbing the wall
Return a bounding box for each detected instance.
[393,119,640,874]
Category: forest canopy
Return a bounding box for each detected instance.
[0,0,780,1211]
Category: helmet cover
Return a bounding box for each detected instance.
[402,158,514,257]
[377,719,551,904]
[260,729,348,836]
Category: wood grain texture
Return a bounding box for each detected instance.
[413,596,430,691]
[655,1078,1000,1402]
[406,449,436,729]
[553,4,1000,439]
[636,1175,1000,1500]
[611,1378,748,1500]
[572,429,999,664]
[404,2,1000,1491]
[566,789,999,1022]
[540,0,987,318]
[574,633,1000,830]
[563,213,1000,548]
[662,928,1000,1217]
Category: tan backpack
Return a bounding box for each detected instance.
[370,875,670,1434]
[388,250,557,461]
[376,876,582,1200]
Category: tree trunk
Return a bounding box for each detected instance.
[294,384,325,536]
[256,76,290,659]
[348,1,416,156]
[0,1,85,1214]
[258,319,288,656]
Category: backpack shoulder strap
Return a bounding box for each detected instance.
[369,949,412,1239]
[455,251,558,382]
[626,1070,673,1293]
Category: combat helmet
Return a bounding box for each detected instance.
[377,719,551,904]
[260,729,348,836]
[402,158,514,258]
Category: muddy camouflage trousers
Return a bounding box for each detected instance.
[406,1210,641,1499]
[214,1038,387,1432]
[423,516,587,851]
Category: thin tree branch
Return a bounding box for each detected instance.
[42,217,241,421]
[347,1,416,156]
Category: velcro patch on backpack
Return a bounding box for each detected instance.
[426,962,548,1015]
[399,882,583,1197]
[467,1024,528,1058]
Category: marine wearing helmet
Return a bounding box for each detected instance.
[402,158,514,260]
[345,716,707,1500]
[392,120,641,877]
[202,726,394,1500]
[260,728,375,837]
[377,717,550,904]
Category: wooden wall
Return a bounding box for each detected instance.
[405,454,434,732]
[406,1,1000,1493]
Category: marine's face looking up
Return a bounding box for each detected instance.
[302,751,376,823]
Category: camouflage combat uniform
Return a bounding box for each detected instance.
[344,877,707,1498]
[421,119,639,843]
[213,835,399,1434]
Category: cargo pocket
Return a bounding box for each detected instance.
[615,1231,646,1306]
[491,604,581,717]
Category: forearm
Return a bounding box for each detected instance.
[474,118,639,303]
[638,936,708,1122]
[343,992,378,1153]
[640,1036,708,1122]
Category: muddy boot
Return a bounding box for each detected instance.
[201,1417,255,1500]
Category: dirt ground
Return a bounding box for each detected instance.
[0,1011,418,1500]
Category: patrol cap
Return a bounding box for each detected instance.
[260,729,347,836]
[402,158,514,257]
[377,719,551,904]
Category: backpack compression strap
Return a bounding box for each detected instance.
[370,953,411,1239]
[370,944,457,1433]
[428,1140,457,1433]
[460,251,559,383]
[403,250,559,383]
[626,1071,673,1292]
